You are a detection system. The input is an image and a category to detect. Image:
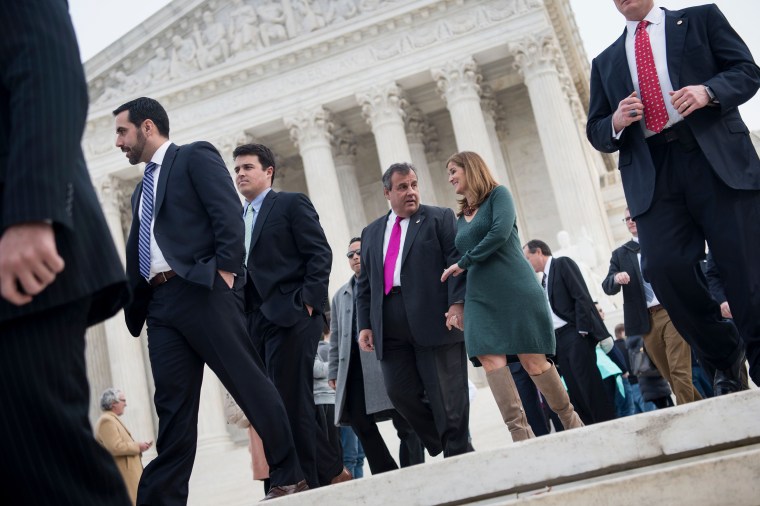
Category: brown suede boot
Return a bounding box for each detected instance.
[530,363,584,430]
[486,367,535,442]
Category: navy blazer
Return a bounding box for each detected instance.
[245,190,331,328]
[356,205,465,360]
[602,240,652,336]
[547,256,610,341]
[587,5,760,218]
[124,141,245,336]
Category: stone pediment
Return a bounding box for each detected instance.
[85,0,544,113]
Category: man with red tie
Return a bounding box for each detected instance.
[356,162,471,457]
[587,0,760,393]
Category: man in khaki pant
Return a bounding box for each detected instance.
[602,208,701,405]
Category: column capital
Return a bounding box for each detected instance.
[509,33,561,79]
[285,106,334,150]
[356,83,408,128]
[331,123,357,166]
[431,56,482,105]
[214,131,254,160]
[480,84,507,134]
[404,107,427,144]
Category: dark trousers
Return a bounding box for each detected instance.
[0,298,131,506]
[315,404,343,485]
[343,355,423,474]
[636,132,758,383]
[555,324,616,424]
[379,291,471,457]
[248,304,323,488]
[140,275,301,505]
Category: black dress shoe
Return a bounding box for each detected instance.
[262,480,309,500]
[713,350,746,396]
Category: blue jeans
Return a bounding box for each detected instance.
[340,426,365,478]
[630,383,657,413]
[615,377,636,417]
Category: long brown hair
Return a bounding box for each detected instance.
[446,151,498,217]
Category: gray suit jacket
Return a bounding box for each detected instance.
[328,276,393,426]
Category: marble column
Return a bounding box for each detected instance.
[331,124,368,236]
[285,106,354,292]
[196,366,235,452]
[510,34,613,257]
[480,85,529,236]
[404,107,439,206]
[431,57,498,172]
[97,177,156,448]
[356,83,414,174]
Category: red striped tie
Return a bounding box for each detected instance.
[635,21,669,133]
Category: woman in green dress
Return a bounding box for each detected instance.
[441,151,583,442]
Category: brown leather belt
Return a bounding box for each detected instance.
[150,270,177,287]
[648,304,664,315]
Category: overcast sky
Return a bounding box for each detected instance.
[69,0,760,130]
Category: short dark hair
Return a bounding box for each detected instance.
[348,237,361,247]
[233,143,277,186]
[113,97,170,137]
[524,239,552,256]
[614,323,625,339]
[382,162,417,191]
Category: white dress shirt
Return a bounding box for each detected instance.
[633,237,661,307]
[139,140,172,280]
[543,256,569,330]
[382,210,410,288]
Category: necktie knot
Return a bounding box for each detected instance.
[395,215,403,225]
[637,20,650,32]
[145,161,157,174]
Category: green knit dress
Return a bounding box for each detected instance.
[455,185,555,363]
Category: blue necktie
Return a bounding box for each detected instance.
[139,162,158,280]
[643,278,655,304]
[244,203,255,264]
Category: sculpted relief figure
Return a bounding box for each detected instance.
[96,70,142,105]
[146,46,171,84]
[170,35,200,78]
[228,0,261,53]
[555,230,611,308]
[295,0,326,33]
[329,0,359,23]
[257,0,289,47]
[194,10,230,69]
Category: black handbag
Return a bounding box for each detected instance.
[630,345,660,377]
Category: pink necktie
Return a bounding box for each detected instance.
[384,216,403,295]
[635,20,668,133]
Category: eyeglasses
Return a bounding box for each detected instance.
[622,217,634,223]
[346,249,361,258]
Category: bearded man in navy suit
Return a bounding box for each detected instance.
[587,0,760,392]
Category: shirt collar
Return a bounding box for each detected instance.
[245,187,271,213]
[626,6,664,36]
[150,140,172,167]
[543,255,553,277]
[632,236,640,243]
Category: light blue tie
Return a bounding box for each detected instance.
[643,279,655,304]
[138,162,157,280]
[244,203,255,264]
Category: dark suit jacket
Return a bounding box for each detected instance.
[547,256,609,341]
[704,251,727,304]
[245,190,331,328]
[602,240,652,336]
[356,205,465,360]
[0,0,127,325]
[587,5,760,218]
[124,142,245,336]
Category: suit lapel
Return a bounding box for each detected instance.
[132,181,143,216]
[153,143,178,219]
[249,190,276,252]
[610,31,635,95]
[664,9,687,90]
[373,211,390,279]
[400,207,425,268]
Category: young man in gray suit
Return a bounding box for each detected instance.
[0,1,130,503]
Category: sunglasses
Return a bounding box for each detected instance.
[346,249,361,258]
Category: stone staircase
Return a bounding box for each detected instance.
[264,389,760,506]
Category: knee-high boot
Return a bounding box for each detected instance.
[530,363,584,430]
[486,367,535,442]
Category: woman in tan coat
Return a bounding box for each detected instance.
[95,388,152,505]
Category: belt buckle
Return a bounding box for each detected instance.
[663,129,679,143]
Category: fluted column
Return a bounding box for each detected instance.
[196,366,235,452]
[432,57,497,172]
[331,124,368,236]
[285,107,354,292]
[356,83,414,173]
[480,85,528,236]
[510,34,613,256]
[97,178,156,448]
[404,107,439,206]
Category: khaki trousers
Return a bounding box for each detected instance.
[643,307,702,405]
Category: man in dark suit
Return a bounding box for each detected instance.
[233,143,338,489]
[114,99,305,503]
[602,208,701,405]
[587,0,760,391]
[0,1,131,504]
[328,237,424,474]
[524,240,616,425]
[356,162,470,457]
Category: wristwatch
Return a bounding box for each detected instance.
[704,85,719,104]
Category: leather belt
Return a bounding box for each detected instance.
[646,122,696,147]
[150,270,177,287]
[648,304,664,315]
[387,286,402,295]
